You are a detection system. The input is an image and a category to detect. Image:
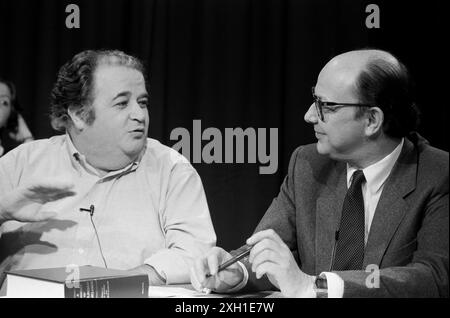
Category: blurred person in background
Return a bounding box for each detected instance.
[0,77,33,157]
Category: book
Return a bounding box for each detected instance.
[5,265,149,298]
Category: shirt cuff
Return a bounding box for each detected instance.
[225,261,249,293]
[321,272,344,298]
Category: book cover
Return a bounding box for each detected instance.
[5,265,149,298]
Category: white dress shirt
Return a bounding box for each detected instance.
[0,134,216,288]
[323,138,405,297]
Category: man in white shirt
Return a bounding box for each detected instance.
[0,50,216,292]
[190,49,448,297]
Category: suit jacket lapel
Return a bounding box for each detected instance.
[363,138,417,267]
[315,161,347,273]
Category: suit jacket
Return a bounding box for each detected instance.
[240,133,448,297]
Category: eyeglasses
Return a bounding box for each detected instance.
[312,87,372,122]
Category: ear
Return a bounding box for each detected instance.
[364,107,384,137]
[68,106,86,131]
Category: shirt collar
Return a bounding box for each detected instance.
[64,133,145,178]
[347,138,404,194]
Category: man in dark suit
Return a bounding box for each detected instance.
[190,49,449,297]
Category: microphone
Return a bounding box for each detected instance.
[78,204,108,268]
[329,230,339,271]
[79,205,95,216]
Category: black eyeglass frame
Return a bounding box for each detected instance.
[311,87,373,122]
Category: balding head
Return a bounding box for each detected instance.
[328,49,398,68]
[316,49,419,139]
[318,50,398,97]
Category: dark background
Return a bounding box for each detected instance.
[0,0,447,249]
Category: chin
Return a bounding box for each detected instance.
[124,142,146,158]
[316,140,330,155]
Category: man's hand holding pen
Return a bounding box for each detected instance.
[190,246,245,293]
[190,229,316,297]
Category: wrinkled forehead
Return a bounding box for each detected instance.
[315,60,361,101]
[315,50,399,101]
[92,64,146,97]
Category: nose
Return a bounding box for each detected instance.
[129,100,147,123]
[304,103,318,124]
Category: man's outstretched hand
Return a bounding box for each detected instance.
[0,179,76,223]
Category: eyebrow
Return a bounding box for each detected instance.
[112,92,149,101]
[112,92,131,101]
[313,92,324,100]
[137,93,149,99]
[312,88,322,99]
[314,91,328,101]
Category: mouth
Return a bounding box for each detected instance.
[314,130,326,140]
[129,128,146,138]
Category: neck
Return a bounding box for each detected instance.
[68,130,137,174]
[346,136,402,169]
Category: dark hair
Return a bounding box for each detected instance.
[50,50,146,131]
[0,77,20,134]
[354,52,420,138]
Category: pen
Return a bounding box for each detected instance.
[210,244,253,276]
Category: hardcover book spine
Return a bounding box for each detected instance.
[65,275,149,298]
